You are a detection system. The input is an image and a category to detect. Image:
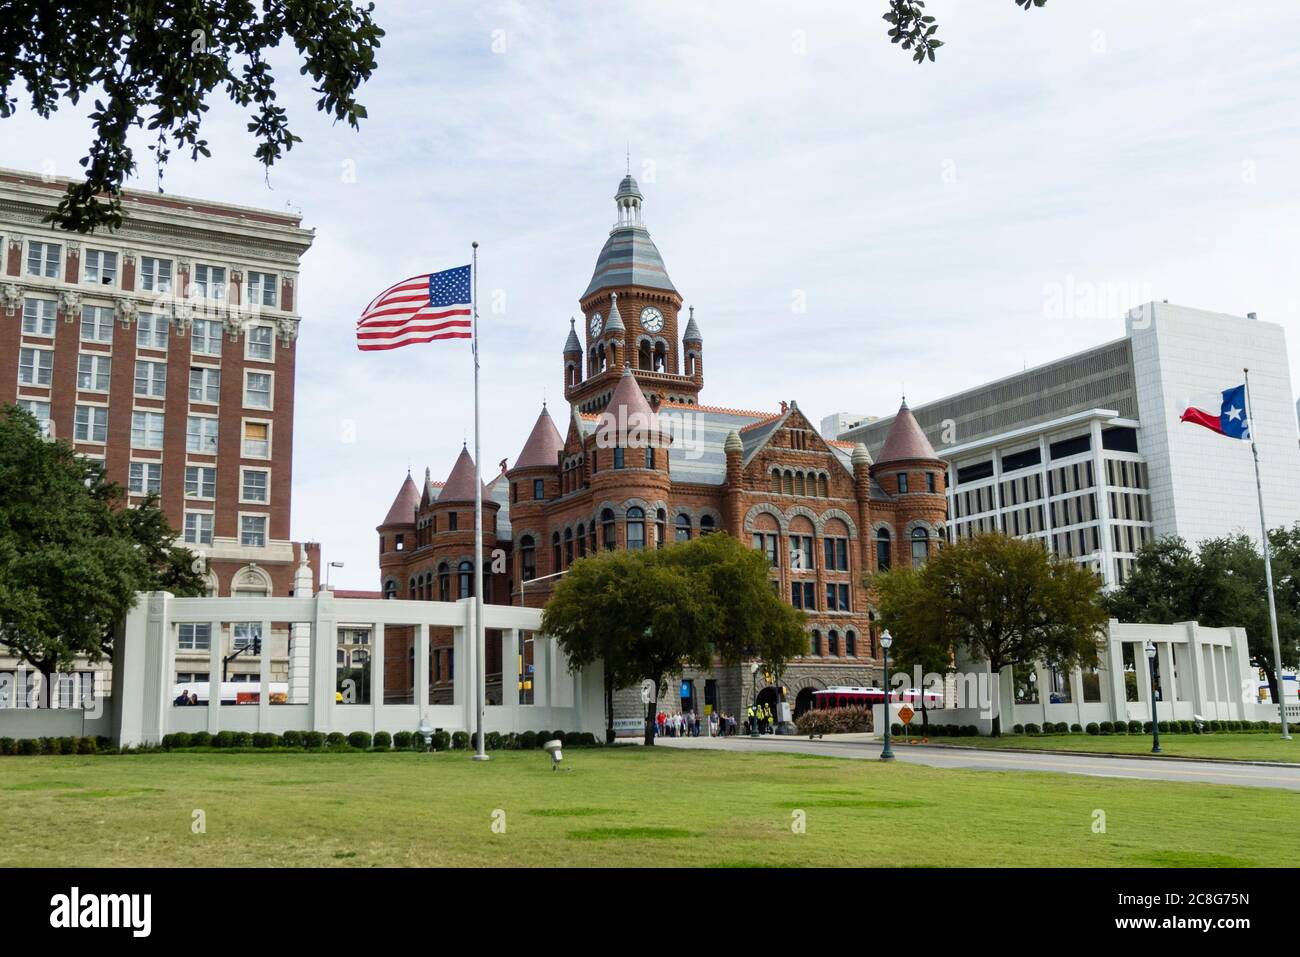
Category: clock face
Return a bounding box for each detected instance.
[640,306,665,333]
[589,312,603,336]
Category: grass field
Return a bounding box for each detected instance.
[1,747,1297,867]
[943,733,1300,763]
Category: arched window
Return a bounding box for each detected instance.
[911,527,930,566]
[626,507,645,551]
[520,536,536,581]
[458,560,473,599]
[576,524,586,558]
[438,562,450,601]
[782,470,793,495]
[868,610,878,657]
[846,630,857,657]
[771,470,781,494]
[383,579,398,600]
[875,529,892,571]
[656,508,666,549]
[638,340,652,371]
[552,531,561,571]
[676,513,692,542]
[602,509,616,550]
[828,630,839,657]
[700,515,715,535]
[590,522,598,553]
[819,474,829,497]
[810,629,820,656]
[564,527,574,566]
[654,341,667,373]
[408,577,416,599]
[794,472,805,496]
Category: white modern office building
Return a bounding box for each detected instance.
[837,303,1300,587]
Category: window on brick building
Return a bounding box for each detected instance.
[458,561,473,599]
[875,529,892,571]
[552,532,561,570]
[655,509,666,548]
[809,630,820,656]
[77,354,111,391]
[141,256,172,293]
[576,524,586,558]
[626,508,645,551]
[927,472,936,493]
[26,240,61,278]
[533,478,544,500]
[448,512,458,531]
[129,462,162,495]
[828,630,839,656]
[80,305,113,343]
[700,515,715,535]
[438,563,450,601]
[613,447,625,469]
[383,579,397,600]
[135,359,167,398]
[565,527,574,565]
[18,347,53,386]
[911,527,930,566]
[22,298,56,336]
[194,264,226,301]
[846,630,856,657]
[83,249,117,286]
[676,514,692,541]
[790,534,814,572]
[520,537,535,581]
[602,509,616,550]
[897,472,909,494]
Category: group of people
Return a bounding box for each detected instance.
[173,690,200,706]
[746,702,777,735]
[654,710,741,737]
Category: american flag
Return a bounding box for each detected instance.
[356,265,472,351]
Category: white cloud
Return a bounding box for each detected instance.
[3,0,1299,587]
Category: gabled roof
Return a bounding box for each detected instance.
[514,405,564,470]
[381,473,420,527]
[438,446,490,503]
[875,399,939,464]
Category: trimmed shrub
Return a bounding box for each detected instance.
[534,731,551,747]
[1112,722,1127,735]
[252,732,276,749]
[1098,721,1113,735]
[161,734,177,750]
[1157,721,1170,733]
[372,731,392,751]
[282,730,303,748]
[1210,720,1222,733]
[0,738,14,756]
[485,731,502,751]
[795,706,873,737]
[347,731,371,750]
[432,730,451,751]
[518,730,537,750]
[1126,720,1141,734]
[213,730,235,749]
[890,723,903,737]
[42,737,60,755]
[304,731,325,749]
[171,732,192,749]
[393,731,413,750]
[77,736,97,754]
[20,738,42,755]
[1142,722,1152,734]
[962,725,979,737]
[190,731,212,747]
[451,731,470,750]
[1025,723,1041,735]
[1012,724,1024,735]
[1070,723,1083,734]
[231,732,251,748]
[1085,722,1100,736]
[326,732,346,747]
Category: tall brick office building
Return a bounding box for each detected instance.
[0,168,314,600]
[376,175,947,723]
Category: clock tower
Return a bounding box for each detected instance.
[564,174,703,413]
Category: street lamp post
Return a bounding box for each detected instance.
[880,630,895,761]
[749,662,760,737]
[1145,640,1161,754]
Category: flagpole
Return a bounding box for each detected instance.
[1243,367,1291,740]
[472,241,489,761]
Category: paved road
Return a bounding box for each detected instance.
[655,733,1300,791]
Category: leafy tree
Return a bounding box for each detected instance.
[0,405,205,706]
[869,533,1107,735]
[541,533,807,746]
[0,0,384,232]
[1106,532,1300,705]
[885,0,1047,64]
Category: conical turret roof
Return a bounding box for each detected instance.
[604,291,625,334]
[439,446,490,503]
[381,473,420,526]
[683,305,702,343]
[514,405,564,470]
[563,317,582,355]
[875,400,938,464]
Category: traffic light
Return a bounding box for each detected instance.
[252,637,262,656]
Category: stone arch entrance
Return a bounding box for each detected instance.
[794,686,816,719]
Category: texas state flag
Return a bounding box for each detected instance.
[1180,384,1249,439]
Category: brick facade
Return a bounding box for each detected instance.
[376,176,948,724]
[0,167,314,600]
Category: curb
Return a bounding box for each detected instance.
[898,741,1300,769]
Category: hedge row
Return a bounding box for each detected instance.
[1007,719,1283,736]
[891,723,981,737]
[0,729,601,755]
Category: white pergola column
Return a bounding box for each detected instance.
[415,622,430,717]
[370,622,384,732]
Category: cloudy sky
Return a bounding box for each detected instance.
[5,0,1300,588]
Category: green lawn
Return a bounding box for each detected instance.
[943,733,1300,763]
[1,747,1295,867]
